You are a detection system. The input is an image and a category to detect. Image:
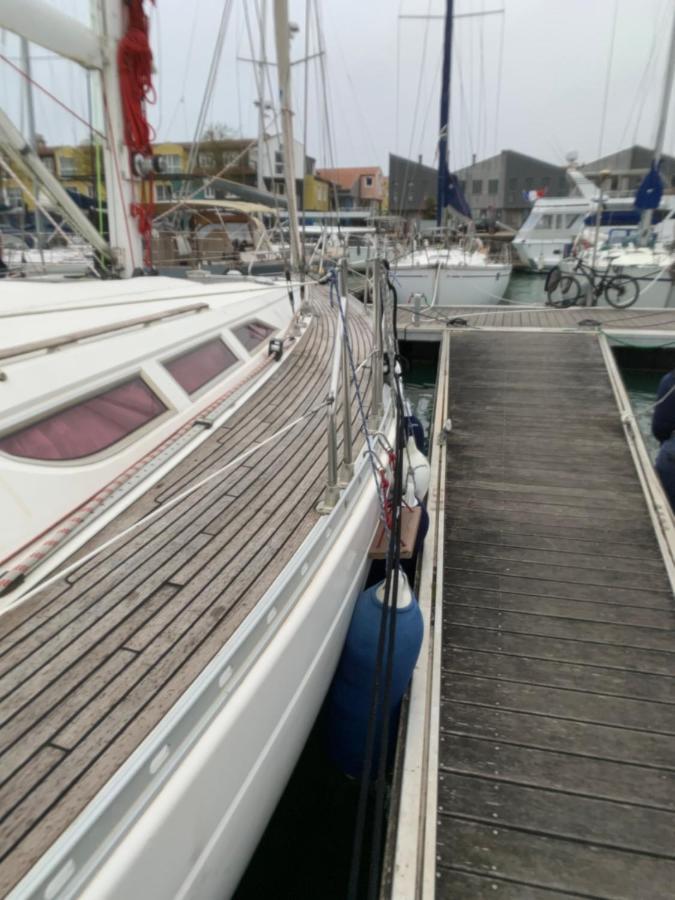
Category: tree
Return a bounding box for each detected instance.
[200,122,237,141]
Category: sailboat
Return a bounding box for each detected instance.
[0,2,398,897]
[392,0,512,307]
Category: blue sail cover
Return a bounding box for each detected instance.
[634,161,664,211]
[441,161,472,219]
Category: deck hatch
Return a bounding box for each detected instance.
[232,320,276,352]
[0,378,166,461]
[164,337,237,395]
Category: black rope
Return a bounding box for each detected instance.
[368,377,406,900]
[347,266,407,900]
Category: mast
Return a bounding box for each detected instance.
[256,0,268,192]
[19,37,45,254]
[273,0,303,273]
[639,6,675,241]
[436,0,454,227]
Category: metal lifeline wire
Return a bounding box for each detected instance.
[328,268,389,528]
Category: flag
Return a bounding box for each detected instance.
[634,161,663,211]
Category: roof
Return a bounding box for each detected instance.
[315,167,382,191]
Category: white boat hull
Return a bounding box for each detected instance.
[394,263,511,306]
[68,451,385,900]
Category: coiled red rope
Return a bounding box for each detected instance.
[118,0,156,267]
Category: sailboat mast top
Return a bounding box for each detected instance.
[273,0,303,274]
[436,0,454,227]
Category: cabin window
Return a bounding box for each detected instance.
[164,338,237,395]
[537,214,553,229]
[488,179,499,195]
[233,320,277,352]
[0,378,166,462]
[472,180,482,195]
[565,214,581,228]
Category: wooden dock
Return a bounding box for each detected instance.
[0,291,372,896]
[396,303,675,342]
[392,325,675,899]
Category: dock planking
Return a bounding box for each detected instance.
[0,289,373,895]
[437,330,675,898]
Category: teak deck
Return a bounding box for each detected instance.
[437,330,675,898]
[0,291,372,895]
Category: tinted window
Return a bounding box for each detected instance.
[232,320,276,352]
[0,378,166,461]
[165,338,237,395]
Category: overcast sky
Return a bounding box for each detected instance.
[1,0,673,173]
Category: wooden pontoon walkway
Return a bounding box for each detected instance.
[436,330,675,898]
[397,303,675,340]
[0,291,372,895]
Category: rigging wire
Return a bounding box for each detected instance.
[478,0,487,160]
[163,0,200,139]
[596,0,620,158]
[619,0,668,148]
[314,2,344,232]
[181,0,235,198]
[0,52,105,140]
[397,0,434,216]
[493,3,506,155]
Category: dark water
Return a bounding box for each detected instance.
[504,270,548,304]
[622,369,661,460]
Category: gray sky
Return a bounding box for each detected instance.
[1,0,673,173]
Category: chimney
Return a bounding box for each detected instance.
[418,154,422,164]
[472,153,476,165]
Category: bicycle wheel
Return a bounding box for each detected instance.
[604,276,640,309]
[547,272,581,307]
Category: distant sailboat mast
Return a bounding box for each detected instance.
[436,0,454,227]
[273,0,303,274]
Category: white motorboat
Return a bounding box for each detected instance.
[513,174,675,273]
[0,2,401,898]
[393,242,511,306]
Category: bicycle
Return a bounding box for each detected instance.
[545,258,641,309]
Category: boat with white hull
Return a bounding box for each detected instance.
[393,245,511,306]
[0,1,403,897]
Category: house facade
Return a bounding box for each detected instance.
[314,166,385,212]
[580,145,675,193]
[454,151,570,229]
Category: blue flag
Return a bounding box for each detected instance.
[634,161,663,211]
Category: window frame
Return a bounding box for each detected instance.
[0,373,173,466]
[161,335,240,398]
[231,319,278,354]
